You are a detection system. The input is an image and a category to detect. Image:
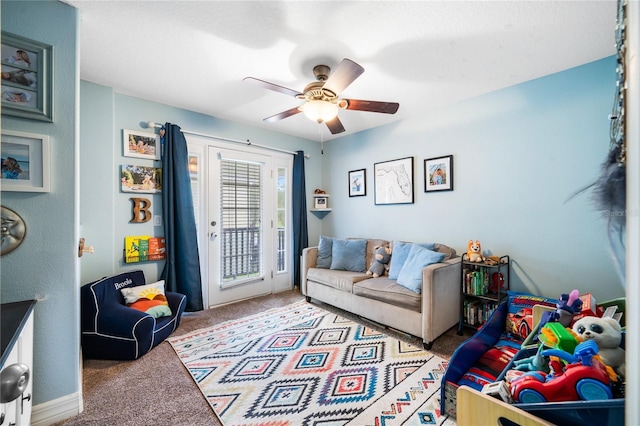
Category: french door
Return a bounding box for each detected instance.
[207,147,273,306]
[187,141,292,308]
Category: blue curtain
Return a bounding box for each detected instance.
[160,123,204,311]
[292,150,308,288]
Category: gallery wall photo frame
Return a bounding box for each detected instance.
[424,154,453,192]
[374,156,414,205]
[121,164,162,194]
[123,129,161,160]
[348,168,366,197]
[1,31,53,122]
[1,129,51,192]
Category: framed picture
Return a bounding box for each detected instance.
[374,156,414,205]
[348,168,366,197]
[123,129,161,160]
[314,196,328,209]
[1,130,50,192]
[424,155,453,192]
[121,164,162,194]
[1,32,53,122]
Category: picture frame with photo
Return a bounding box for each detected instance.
[348,168,366,197]
[314,196,328,209]
[424,155,453,192]
[1,129,51,192]
[374,156,414,205]
[121,164,162,194]
[1,31,53,122]
[123,129,161,160]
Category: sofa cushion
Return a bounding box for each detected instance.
[396,245,446,293]
[306,268,371,292]
[353,277,422,312]
[433,243,457,260]
[317,235,334,269]
[388,241,436,279]
[330,238,367,272]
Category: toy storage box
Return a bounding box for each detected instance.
[444,300,626,425]
[495,346,625,426]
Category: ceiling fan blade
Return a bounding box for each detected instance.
[344,99,399,114]
[325,116,346,134]
[243,77,302,98]
[322,58,364,96]
[263,106,302,123]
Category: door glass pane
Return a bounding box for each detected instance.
[276,166,286,272]
[220,159,263,286]
[189,155,199,233]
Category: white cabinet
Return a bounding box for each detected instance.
[1,301,35,426]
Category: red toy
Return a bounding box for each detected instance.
[510,340,613,403]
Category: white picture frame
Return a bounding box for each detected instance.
[123,129,160,160]
[1,129,50,192]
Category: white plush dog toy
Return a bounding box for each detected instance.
[572,316,626,378]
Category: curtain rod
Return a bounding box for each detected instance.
[146,121,309,158]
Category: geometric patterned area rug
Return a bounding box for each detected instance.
[169,300,455,426]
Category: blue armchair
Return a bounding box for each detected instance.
[81,270,187,360]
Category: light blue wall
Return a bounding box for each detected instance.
[2,0,622,414]
[319,56,623,302]
[79,82,321,284]
[1,0,79,405]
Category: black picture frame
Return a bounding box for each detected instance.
[1,31,53,122]
[348,168,366,197]
[373,156,414,205]
[424,155,454,192]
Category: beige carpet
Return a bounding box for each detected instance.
[54,289,469,426]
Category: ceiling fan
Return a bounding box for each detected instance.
[243,58,399,135]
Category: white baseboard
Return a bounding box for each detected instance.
[31,392,83,426]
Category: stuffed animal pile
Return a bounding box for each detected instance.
[366,245,392,278]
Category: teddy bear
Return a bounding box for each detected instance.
[366,245,392,278]
[465,240,484,262]
[572,316,626,378]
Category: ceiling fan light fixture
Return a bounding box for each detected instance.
[301,100,338,123]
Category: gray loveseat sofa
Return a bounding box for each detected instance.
[301,237,461,349]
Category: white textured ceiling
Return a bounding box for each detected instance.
[64,1,617,141]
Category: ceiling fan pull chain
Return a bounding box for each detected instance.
[319,123,324,155]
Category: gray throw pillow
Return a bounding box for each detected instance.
[316,235,333,269]
[330,238,367,272]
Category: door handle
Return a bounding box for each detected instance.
[0,363,29,403]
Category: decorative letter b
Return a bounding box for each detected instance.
[130,198,152,223]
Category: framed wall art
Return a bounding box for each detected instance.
[348,168,366,197]
[121,164,162,194]
[374,156,414,205]
[424,155,453,192]
[1,31,53,122]
[1,129,50,192]
[123,129,161,160]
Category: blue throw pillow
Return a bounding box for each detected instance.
[330,239,367,272]
[316,235,333,269]
[388,241,436,279]
[396,244,446,293]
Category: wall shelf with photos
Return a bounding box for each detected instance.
[310,194,331,215]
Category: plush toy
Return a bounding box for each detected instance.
[572,316,626,378]
[539,289,583,329]
[366,245,392,278]
[465,240,484,262]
